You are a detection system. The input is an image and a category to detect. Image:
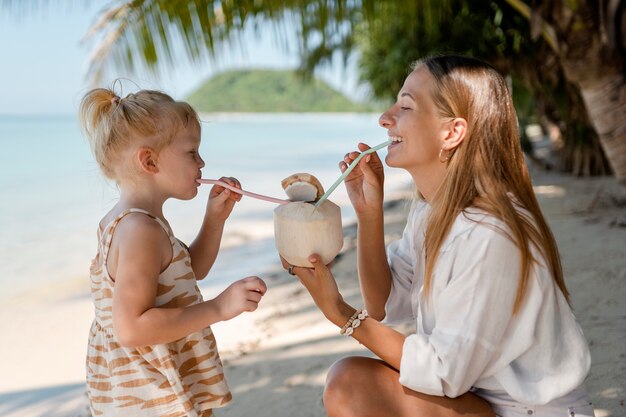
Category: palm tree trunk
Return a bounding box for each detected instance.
[508,0,625,183]
[577,74,626,184]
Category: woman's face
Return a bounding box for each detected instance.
[379,67,448,176]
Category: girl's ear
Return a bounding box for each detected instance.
[441,117,468,151]
[136,147,159,174]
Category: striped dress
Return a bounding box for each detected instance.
[86,208,231,417]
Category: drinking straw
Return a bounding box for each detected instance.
[197,179,289,205]
[315,139,393,207]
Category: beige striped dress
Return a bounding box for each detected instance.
[86,209,232,417]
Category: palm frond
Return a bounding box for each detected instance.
[81,0,459,83]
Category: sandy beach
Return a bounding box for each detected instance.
[0,164,624,417]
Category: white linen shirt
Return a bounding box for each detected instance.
[384,200,591,405]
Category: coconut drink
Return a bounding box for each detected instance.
[274,173,343,267]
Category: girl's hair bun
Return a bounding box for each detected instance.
[78,82,199,181]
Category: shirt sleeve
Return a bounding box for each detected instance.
[398,223,522,397]
[383,203,421,324]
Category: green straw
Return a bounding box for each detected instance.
[315,139,393,207]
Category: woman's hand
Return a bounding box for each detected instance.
[213,276,267,322]
[206,176,242,222]
[341,143,385,217]
[281,254,355,327]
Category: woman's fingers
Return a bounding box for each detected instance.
[308,254,331,279]
[341,144,381,175]
[279,256,299,275]
[357,142,371,152]
[344,151,361,163]
[359,143,382,166]
[341,151,364,181]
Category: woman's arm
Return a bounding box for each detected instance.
[351,318,406,371]
[112,215,265,347]
[341,143,393,319]
[289,254,404,368]
[294,218,524,398]
[356,211,393,320]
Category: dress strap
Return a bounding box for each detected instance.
[101,208,176,263]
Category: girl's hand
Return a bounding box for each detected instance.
[213,276,267,322]
[340,143,385,217]
[206,176,242,221]
[281,254,353,327]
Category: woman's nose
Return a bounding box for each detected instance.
[379,110,392,128]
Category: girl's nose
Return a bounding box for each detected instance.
[198,155,206,168]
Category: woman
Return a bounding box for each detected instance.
[283,55,594,417]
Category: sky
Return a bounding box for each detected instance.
[0,3,361,115]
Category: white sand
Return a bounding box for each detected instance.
[0,166,624,417]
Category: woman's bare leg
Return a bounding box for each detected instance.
[324,357,494,417]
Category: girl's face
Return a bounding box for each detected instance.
[379,68,448,177]
[156,123,205,200]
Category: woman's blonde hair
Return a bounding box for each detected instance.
[78,85,200,181]
[418,55,568,313]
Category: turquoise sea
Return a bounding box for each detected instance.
[0,113,411,301]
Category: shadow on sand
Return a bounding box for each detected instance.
[0,382,89,417]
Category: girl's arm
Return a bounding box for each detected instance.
[188,177,242,279]
[188,216,226,279]
[112,215,265,347]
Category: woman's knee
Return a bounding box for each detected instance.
[324,357,495,417]
[324,357,358,401]
[323,357,382,415]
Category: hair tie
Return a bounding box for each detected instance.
[110,96,120,105]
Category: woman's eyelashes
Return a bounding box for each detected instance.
[397,100,413,111]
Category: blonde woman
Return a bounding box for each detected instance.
[283,55,595,417]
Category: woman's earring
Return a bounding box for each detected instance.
[438,148,450,163]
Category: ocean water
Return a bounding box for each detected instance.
[0,113,411,301]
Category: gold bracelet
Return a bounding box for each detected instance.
[340,309,369,336]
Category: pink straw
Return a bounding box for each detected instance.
[197,179,289,205]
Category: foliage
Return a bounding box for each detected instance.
[4,0,619,176]
[351,0,610,175]
[186,68,372,112]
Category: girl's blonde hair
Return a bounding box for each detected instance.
[418,55,568,313]
[78,85,200,181]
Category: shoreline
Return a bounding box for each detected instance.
[0,165,624,417]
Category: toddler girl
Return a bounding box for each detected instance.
[80,87,266,417]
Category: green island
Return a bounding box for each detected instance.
[187,69,374,112]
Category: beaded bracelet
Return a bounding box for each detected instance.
[339,309,360,335]
[339,309,369,336]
